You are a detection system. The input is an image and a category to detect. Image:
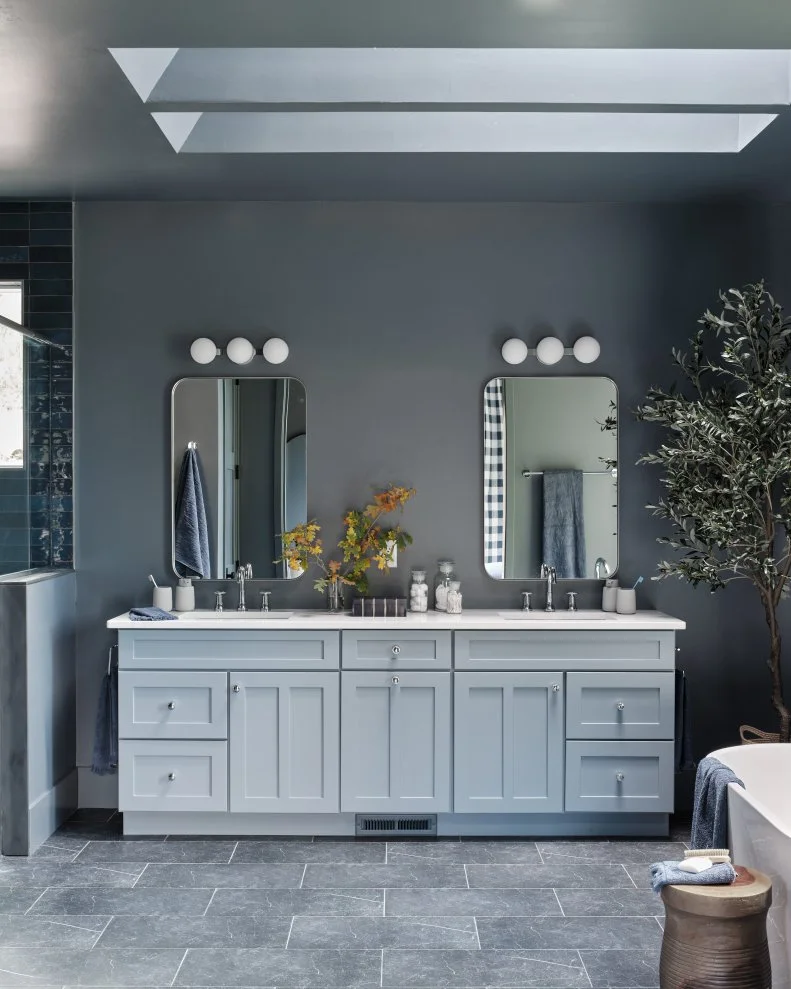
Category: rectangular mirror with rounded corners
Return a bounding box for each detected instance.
[484,376,617,580]
[172,377,306,580]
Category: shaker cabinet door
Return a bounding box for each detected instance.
[340,672,451,813]
[229,672,340,813]
[454,673,564,813]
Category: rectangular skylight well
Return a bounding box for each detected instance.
[151,111,778,155]
[111,48,791,106]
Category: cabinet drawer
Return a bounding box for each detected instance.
[119,630,340,671]
[565,741,674,813]
[341,630,451,670]
[566,672,674,740]
[118,740,228,812]
[119,671,227,739]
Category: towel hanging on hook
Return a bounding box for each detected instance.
[107,644,117,676]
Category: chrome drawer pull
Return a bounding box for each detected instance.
[167,701,176,710]
[615,772,625,783]
[391,675,400,685]
[233,684,240,693]
[167,772,176,782]
[551,683,560,692]
[392,645,401,656]
[616,701,625,711]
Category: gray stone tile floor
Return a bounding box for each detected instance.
[0,810,691,987]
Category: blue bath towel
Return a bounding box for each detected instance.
[91,666,118,776]
[175,446,211,579]
[691,756,745,850]
[543,470,586,579]
[650,859,736,893]
[129,607,178,622]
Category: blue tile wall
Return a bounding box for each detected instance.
[0,201,73,571]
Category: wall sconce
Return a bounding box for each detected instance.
[262,337,289,364]
[189,337,219,364]
[189,336,290,365]
[226,337,256,365]
[500,335,600,366]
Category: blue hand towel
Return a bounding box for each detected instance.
[650,859,736,893]
[175,446,211,579]
[691,756,744,850]
[542,469,586,579]
[129,607,178,622]
[91,666,118,776]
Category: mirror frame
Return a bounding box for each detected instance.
[170,375,307,582]
[483,375,619,582]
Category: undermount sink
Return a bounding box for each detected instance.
[497,610,609,621]
[185,610,294,620]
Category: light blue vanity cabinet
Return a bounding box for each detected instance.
[340,671,451,813]
[110,613,683,836]
[454,672,564,813]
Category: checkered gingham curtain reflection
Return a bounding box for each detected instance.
[484,378,505,578]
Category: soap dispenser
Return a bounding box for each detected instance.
[175,577,196,612]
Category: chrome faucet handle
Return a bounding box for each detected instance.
[566,591,578,612]
[214,591,226,613]
[260,590,271,613]
[521,591,532,612]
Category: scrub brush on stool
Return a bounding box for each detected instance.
[684,848,731,863]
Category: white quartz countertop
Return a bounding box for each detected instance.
[107,609,685,631]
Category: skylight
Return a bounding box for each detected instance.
[109,48,790,155]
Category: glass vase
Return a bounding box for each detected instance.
[326,581,345,613]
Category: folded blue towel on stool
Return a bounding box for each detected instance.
[129,607,178,622]
[650,860,736,893]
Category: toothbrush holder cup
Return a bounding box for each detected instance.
[153,586,173,611]
[616,588,637,615]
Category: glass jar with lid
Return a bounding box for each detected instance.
[409,569,429,613]
[434,560,455,612]
[446,581,463,615]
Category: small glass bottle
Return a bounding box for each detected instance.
[409,569,429,613]
[434,560,454,612]
[446,581,463,615]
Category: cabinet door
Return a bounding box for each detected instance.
[341,672,451,813]
[454,673,564,813]
[229,672,339,813]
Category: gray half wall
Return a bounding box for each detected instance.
[75,201,782,808]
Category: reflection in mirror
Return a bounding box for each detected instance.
[484,377,617,580]
[172,377,306,580]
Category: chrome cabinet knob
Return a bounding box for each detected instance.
[392,645,401,656]
[616,701,625,711]
[391,675,400,685]
[233,684,240,693]
[167,772,176,781]
[615,772,625,783]
[167,701,176,710]
[551,683,560,692]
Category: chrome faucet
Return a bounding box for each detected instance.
[540,563,557,612]
[235,563,253,611]
[260,590,271,613]
[521,590,533,612]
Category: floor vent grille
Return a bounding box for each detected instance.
[355,814,437,836]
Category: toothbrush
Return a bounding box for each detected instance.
[632,576,644,590]
[148,574,159,589]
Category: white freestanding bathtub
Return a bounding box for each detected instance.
[711,744,791,989]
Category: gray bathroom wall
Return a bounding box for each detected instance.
[75,201,780,806]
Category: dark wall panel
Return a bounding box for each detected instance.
[74,201,779,802]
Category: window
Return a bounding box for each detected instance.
[0,281,24,467]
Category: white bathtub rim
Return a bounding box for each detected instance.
[710,743,791,843]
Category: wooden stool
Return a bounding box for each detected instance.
[660,867,772,989]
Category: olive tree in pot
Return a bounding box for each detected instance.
[637,282,791,743]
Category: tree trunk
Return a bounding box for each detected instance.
[763,593,791,742]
